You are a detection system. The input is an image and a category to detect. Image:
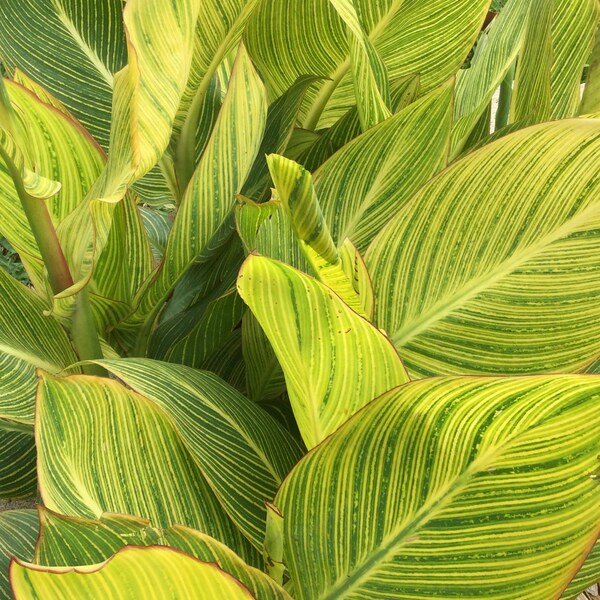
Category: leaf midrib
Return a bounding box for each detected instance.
[317,393,596,599]
[53,0,114,87]
[391,197,600,348]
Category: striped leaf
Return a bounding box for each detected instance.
[563,543,600,599]
[136,44,267,319]
[245,0,488,129]
[0,0,127,150]
[367,119,600,378]
[267,154,368,317]
[96,358,304,550]
[33,509,291,599]
[296,73,420,173]
[275,375,600,600]
[509,0,553,123]
[11,546,256,600]
[0,79,105,290]
[0,510,38,600]
[0,269,78,498]
[36,372,258,565]
[453,0,600,153]
[328,0,392,130]
[580,28,600,115]
[237,255,409,449]
[312,83,453,252]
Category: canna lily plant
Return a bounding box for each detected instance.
[0,0,599,598]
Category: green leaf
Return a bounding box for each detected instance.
[11,546,256,600]
[36,372,258,565]
[267,154,368,317]
[0,0,127,149]
[137,44,267,319]
[562,542,600,599]
[33,509,291,599]
[0,269,78,497]
[246,0,488,129]
[312,83,453,252]
[510,1,553,123]
[0,510,38,600]
[96,358,304,550]
[237,255,409,449]
[0,79,105,290]
[367,118,600,378]
[328,0,392,130]
[275,375,600,600]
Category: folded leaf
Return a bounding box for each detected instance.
[11,546,255,600]
[368,118,600,377]
[276,375,600,600]
[237,255,409,449]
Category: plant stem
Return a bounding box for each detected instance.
[0,145,104,374]
[495,62,515,131]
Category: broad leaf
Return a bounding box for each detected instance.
[34,509,291,599]
[276,376,600,600]
[0,0,126,149]
[312,83,453,252]
[36,372,258,565]
[11,546,255,600]
[246,0,488,128]
[97,358,304,550]
[237,255,409,449]
[0,269,78,497]
[0,510,38,600]
[562,542,600,599]
[367,119,600,377]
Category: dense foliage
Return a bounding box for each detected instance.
[0,0,599,598]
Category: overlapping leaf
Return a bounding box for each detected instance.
[11,546,255,599]
[237,255,409,449]
[97,358,303,550]
[276,376,600,600]
[367,119,600,377]
[36,372,258,565]
[33,509,290,599]
[137,44,267,321]
[246,0,488,128]
[0,510,38,600]
[306,83,452,252]
[0,269,78,497]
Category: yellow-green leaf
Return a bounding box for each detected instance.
[276,375,600,600]
[367,119,600,377]
[95,358,304,551]
[0,510,38,600]
[33,509,291,600]
[237,255,409,449]
[246,0,488,129]
[11,546,255,600]
[36,372,258,565]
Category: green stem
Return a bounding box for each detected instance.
[495,62,515,131]
[263,503,285,586]
[0,145,104,374]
